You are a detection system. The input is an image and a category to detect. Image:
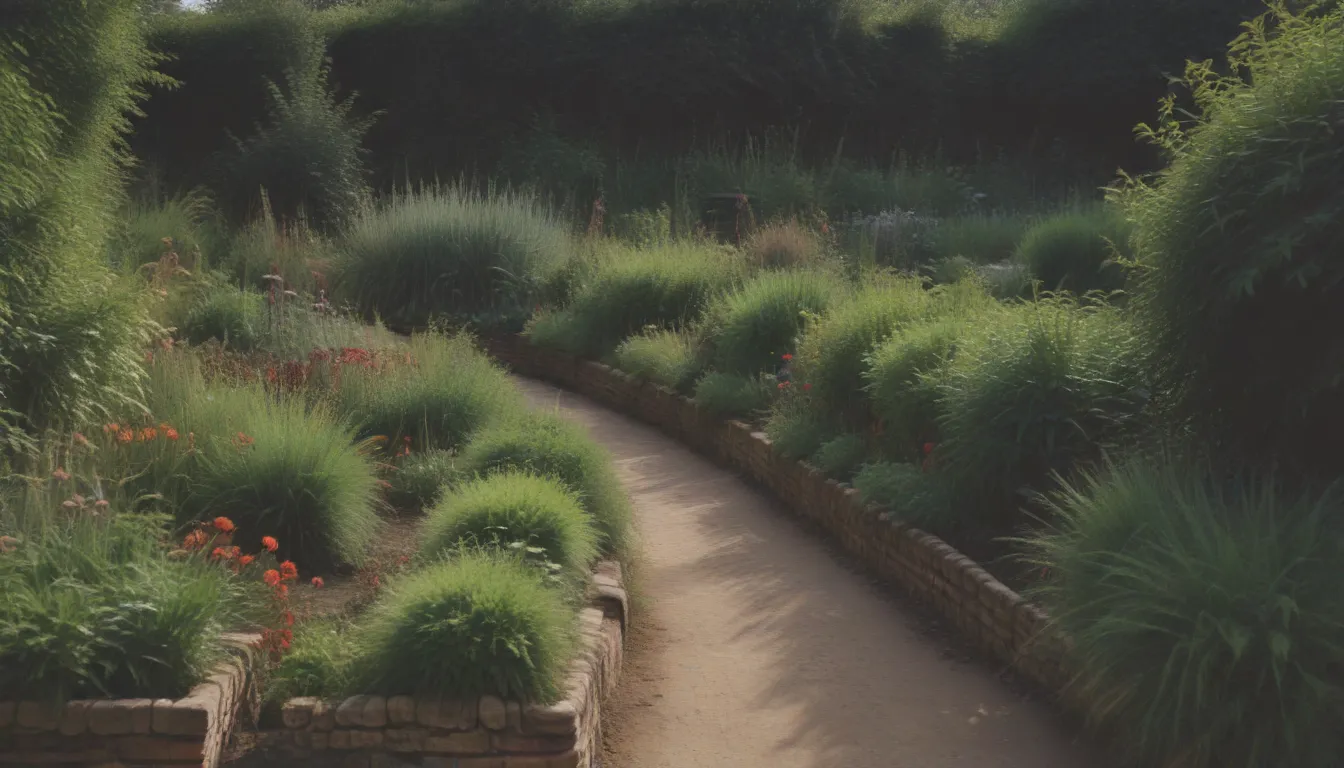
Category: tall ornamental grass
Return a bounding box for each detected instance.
[702,269,843,377]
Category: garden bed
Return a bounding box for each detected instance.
[481,333,1077,697]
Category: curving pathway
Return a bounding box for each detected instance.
[516,377,1099,768]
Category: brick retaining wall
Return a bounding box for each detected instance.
[482,334,1077,699]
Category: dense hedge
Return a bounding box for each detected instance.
[129,0,1268,189]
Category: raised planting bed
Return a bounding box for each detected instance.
[255,562,628,768]
[482,333,1077,698]
[0,632,261,768]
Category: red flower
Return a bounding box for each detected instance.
[803,383,812,392]
[103,423,120,435]
[239,554,255,567]
[213,517,236,533]
[138,427,158,442]
[210,547,229,560]
[51,467,71,482]
[923,442,936,456]
[777,381,790,390]
[72,432,88,447]
[275,584,289,599]
[263,569,282,587]
[183,530,209,550]
[781,353,793,362]
[311,576,325,588]
[279,561,299,581]
[283,611,295,627]
[164,427,179,441]
[261,536,279,552]
[116,429,134,445]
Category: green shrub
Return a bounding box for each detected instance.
[763,392,838,460]
[421,472,598,575]
[933,298,1147,530]
[215,64,371,234]
[794,277,932,415]
[0,507,253,701]
[524,310,584,355]
[693,372,774,419]
[385,449,458,513]
[810,433,868,481]
[1015,206,1130,294]
[613,329,703,394]
[931,213,1031,265]
[853,460,926,512]
[352,552,576,701]
[264,619,351,703]
[181,288,264,350]
[1117,3,1344,481]
[703,269,842,377]
[337,333,521,452]
[560,241,745,358]
[1023,458,1344,768]
[187,398,381,573]
[459,413,630,554]
[743,220,826,269]
[111,189,220,270]
[335,185,572,329]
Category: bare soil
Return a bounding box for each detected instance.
[516,378,1101,768]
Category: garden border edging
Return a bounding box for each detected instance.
[0,632,262,767]
[482,333,1077,699]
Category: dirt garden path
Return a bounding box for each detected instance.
[516,377,1100,768]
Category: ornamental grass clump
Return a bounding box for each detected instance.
[1014,205,1131,295]
[384,449,459,513]
[693,372,774,419]
[351,552,576,702]
[421,472,598,576]
[459,413,630,555]
[613,328,704,394]
[1022,457,1344,768]
[702,269,843,377]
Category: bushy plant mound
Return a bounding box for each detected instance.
[555,242,745,358]
[743,220,826,269]
[0,510,250,701]
[459,414,630,554]
[264,619,351,703]
[764,392,838,460]
[794,277,933,414]
[703,269,842,377]
[421,472,598,575]
[810,433,868,481]
[693,372,773,419]
[1024,458,1344,768]
[933,299,1147,530]
[338,333,521,451]
[613,329,703,394]
[352,553,575,701]
[336,186,571,329]
[1118,4,1344,481]
[187,398,381,573]
[1015,206,1130,294]
[385,449,458,512]
[181,287,264,350]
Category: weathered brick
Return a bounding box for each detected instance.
[89,701,136,735]
[415,698,476,731]
[327,730,352,750]
[348,730,383,749]
[334,696,368,728]
[151,694,212,736]
[127,699,153,735]
[521,701,576,736]
[422,757,505,768]
[281,697,316,729]
[361,696,388,728]
[385,727,427,752]
[386,695,416,725]
[423,729,490,754]
[310,731,329,750]
[16,701,59,731]
[58,701,93,736]
[310,700,336,732]
[492,731,575,753]
[478,696,507,731]
[0,701,14,728]
[116,736,205,762]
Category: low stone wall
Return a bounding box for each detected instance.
[483,334,1076,697]
[0,632,261,767]
[266,562,629,768]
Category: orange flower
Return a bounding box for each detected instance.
[311,576,325,588]
[103,423,120,435]
[138,427,158,442]
[261,536,279,552]
[183,530,209,550]
[279,561,299,581]
[213,517,236,533]
[781,353,793,362]
[263,569,282,587]
[51,467,70,482]
[116,429,134,445]
[72,432,88,447]
[239,554,255,567]
[275,584,289,599]
[233,432,254,449]
[210,546,232,561]
[283,611,295,627]
[164,427,179,441]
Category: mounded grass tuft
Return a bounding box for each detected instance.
[420,472,598,575]
[810,433,868,481]
[458,413,630,555]
[703,269,843,377]
[1014,206,1131,294]
[743,219,826,269]
[263,619,352,703]
[763,390,838,461]
[1023,457,1344,768]
[693,372,774,418]
[351,552,576,702]
[613,328,704,394]
[385,449,459,513]
[181,287,264,351]
[337,333,522,452]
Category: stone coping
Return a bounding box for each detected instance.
[264,561,629,768]
[481,333,1077,699]
[0,631,261,767]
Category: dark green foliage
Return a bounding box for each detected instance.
[335,187,571,330]
[703,270,841,377]
[764,392,837,460]
[557,242,744,358]
[613,329,704,395]
[1015,206,1130,294]
[215,64,371,233]
[810,433,868,482]
[459,413,630,554]
[421,472,599,575]
[1118,4,1344,482]
[933,299,1148,531]
[352,552,576,701]
[385,449,458,512]
[693,372,774,419]
[1023,457,1344,768]
[181,287,263,350]
[0,509,251,701]
[264,619,350,702]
